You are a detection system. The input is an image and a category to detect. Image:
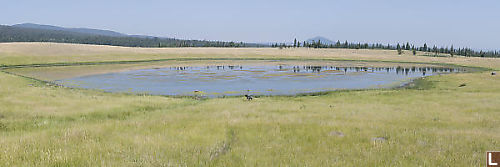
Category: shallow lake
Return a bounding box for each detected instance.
[56,61,467,97]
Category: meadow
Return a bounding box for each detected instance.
[0,42,499,166]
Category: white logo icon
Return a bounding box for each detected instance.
[490,152,498,166]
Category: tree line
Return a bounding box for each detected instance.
[2,24,498,57]
[271,38,499,58]
[0,25,265,48]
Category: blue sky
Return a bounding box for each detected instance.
[2,0,499,50]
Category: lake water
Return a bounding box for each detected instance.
[56,62,466,97]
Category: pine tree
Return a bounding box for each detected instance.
[450,45,454,57]
[293,38,297,48]
[397,43,402,55]
[412,45,416,55]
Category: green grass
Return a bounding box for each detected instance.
[0,45,499,166]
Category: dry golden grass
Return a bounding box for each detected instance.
[1,42,500,70]
[0,42,499,166]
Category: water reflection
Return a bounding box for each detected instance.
[57,64,466,97]
[168,65,465,76]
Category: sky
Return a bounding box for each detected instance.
[2,0,499,50]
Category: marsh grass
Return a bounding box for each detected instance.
[1,70,499,166]
[0,43,499,166]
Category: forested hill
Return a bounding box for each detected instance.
[12,23,127,37]
[0,24,266,47]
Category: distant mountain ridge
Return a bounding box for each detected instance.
[1,23,266,47]
[306,36,335,44]
[13,23,127,37]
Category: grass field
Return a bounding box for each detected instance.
[0,42,499,166]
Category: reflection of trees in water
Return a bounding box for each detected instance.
[166,65,465,76]
[290,66,464,76]
[168,65,246,71]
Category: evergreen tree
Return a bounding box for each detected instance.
[450,45,454,57]
[433,45,438,55]
[411,45,416,55]
[397,43,402,55]
[285,37,498,57]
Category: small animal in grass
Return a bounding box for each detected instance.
[492,72,497,76]
[244,95,253,101]
[459,83,467,87]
